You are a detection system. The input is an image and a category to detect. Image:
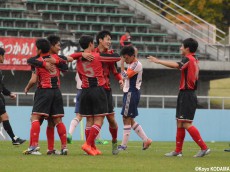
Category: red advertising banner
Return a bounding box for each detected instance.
[0,37,37,70]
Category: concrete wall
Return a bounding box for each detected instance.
[2,106,230,142]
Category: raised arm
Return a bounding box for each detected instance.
[55,55,68,72]
[70,52,94,61]
[27,55,44,67]
[147,56,179,69]
[121,61,140,79]
[99,53,121,62]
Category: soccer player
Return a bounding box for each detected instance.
[72,35,120,156]
[148,38,211,158]
[24,38,68,155]
[68,30,123,154]
[95,30,124,155]
[67,73,108,145]
[24,35,68,155]
[0,47,26,145]
[118,46,152,151]
[67,73,82,144]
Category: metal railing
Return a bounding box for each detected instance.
[138,0,226,44]
[135,0,228,60]
[5,92,230,110]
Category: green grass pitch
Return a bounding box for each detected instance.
[0,141,229,172]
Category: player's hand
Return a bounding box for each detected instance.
[9,93,16,100]
[82,53,94,61]
[24,87,29,95]
[147,56,160,63]
[119,80,124,89]
[66,56,74,62]
[120,56,125,63]
[45,62,56,73]
[45,57,56,64]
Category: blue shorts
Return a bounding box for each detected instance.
[74,89,82,113]
[121,90,140,118]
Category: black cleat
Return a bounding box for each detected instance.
[12,138,26,145]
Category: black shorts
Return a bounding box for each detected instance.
[32,88,64,118]
[0,94,6,115]
[104,89,114,114]
[79,86,108,117]
[176,90,197,122]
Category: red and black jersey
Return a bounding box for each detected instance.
[77,52,120,88]
[34,53,64,88]
[77,52,105,88]
[177,53,199,90]
[27,53,68,89]
[94,48,122,90]
[27,54,68,72]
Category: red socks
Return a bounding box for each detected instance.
[187,126,207,150]
[85,127,91,140]
[175,128,185,153]
[46,126,54,151]
[87,124,101,146]
[30,120,40,147]
[109,127,118,142]
[56,122,67,149]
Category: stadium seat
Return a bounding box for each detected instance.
[0,26,58,37]
[55,20,151,32]
[0,8,26,18]
[39,10,134,21]
[72,30,168,42]
[0,17,42,28]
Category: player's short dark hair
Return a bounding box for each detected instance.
[47,35,60,46]
[125,30,130,33]
[0,47,5,56]
[182,38,198,53]
[120,46,135,57]
[96,30,112,45]
[35,38,50,53]
[79,35,94,49]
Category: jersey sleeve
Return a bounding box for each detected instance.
[177,57,189,70]
[2,86,11,96]
[27,55,45,67]
[121,61,142,79]
[31,65,36,74]
[99,53,120,62]
[55,55,68,72]
[70,52,83,60]
[59,55,68,61]
[110,63,122,81]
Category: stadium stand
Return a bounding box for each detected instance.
[0,0,187,59]
[0,0,229,104]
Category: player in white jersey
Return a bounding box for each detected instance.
[118,46,152,151]
[67,73,82,143]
